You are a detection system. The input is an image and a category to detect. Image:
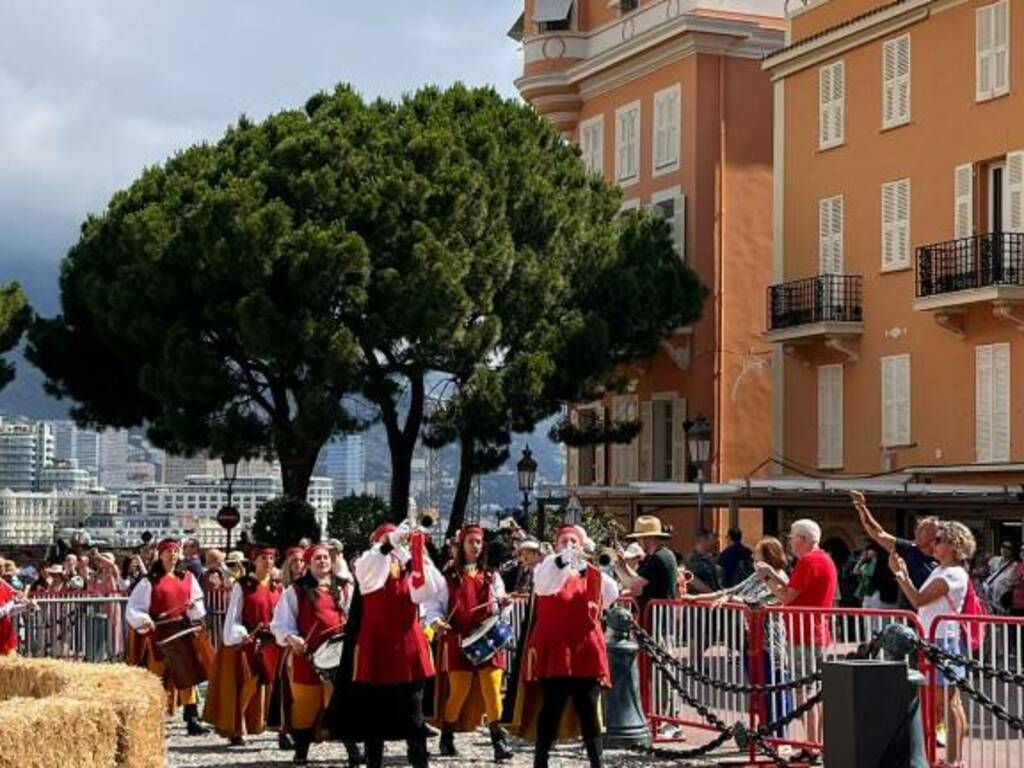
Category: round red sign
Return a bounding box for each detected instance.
[216,505,241,530]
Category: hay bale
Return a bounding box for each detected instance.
[0,658,165,768]
[0,697,117,768]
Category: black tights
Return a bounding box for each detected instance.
[364,683,428,768]
[534,677,603,768]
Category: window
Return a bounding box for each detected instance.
[651,399,674,481]
[610,395,638,484]
[651,187,685,260]
[881,354,911,447]
[882,35,911,128]
[819,61,845,149]
[954,163,974,239]
[1008,151,1024,233]
[818,195,844,274]
[976,1,1009,101]
[881,179,910,270]
[535,0,574,32]
[817,364,843,469]
[620,198,641,213]
[976,343,1010,462]
[653,84,681,174]
[615,101,641,185]
[579,116,603,176]
[576,408,602,485]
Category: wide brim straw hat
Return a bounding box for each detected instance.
[225,551,247,565]
[625,515,672,539]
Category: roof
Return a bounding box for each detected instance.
[764,0,909,64]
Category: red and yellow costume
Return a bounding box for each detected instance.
[0,579,26,656]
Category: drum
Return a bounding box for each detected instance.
[156,624,214,689]
[460,617,514,666]
[310,634,345,681]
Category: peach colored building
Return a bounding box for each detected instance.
[511,1,786,549]
[764,0,1024,547]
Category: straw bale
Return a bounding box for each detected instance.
[0,696,117,768]
[0,658,165,768]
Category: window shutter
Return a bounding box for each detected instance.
[617,112,628,180]
[655,96,667,168]
[668,90,680,166]
[976,345,994,463]
[882,355,911,447]
[639,401,653,481]
[896,356,911,446]
[818,365,843,469]
[566,408,579,485]
[819,198,832,273]
[672,398,686,481]
[896,36,911,123]
[819,65,833,147]
[882,38,910,127]
[594,407,606,485]
[1007,151,1024,233]
[882,182,897,270]
[993,0,1009,96]
[977,5,994,100]
[896,180,910,268]
[954,164,974,240]
[626,395,639,482]
[676,192,686,261]
[993,343,1011,461]
[831,62,845,144]
[881,357,895,447]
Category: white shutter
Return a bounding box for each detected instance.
[819,64,833,147]
[976,346,994,463]
[896,36,911,124]
[831,61,845,145]
[617,112,629,180]
[896,180,910,269]
[977,5,994,100]
[639,401,653,481]
[883,179,911,270]
[993,0,1010,97]
[624,395,638,482]
[1007,151,1024,233]
[881,357,896,448]
[654,94,668,168]
[882,36,910,128]
[667,89,680,167]
[819,61,845,148]
[566,408,579,485]
[882,39,897,128]
[882,355,911,447]
[818,365,843,469]
[594,407,606,485]
[896,355,911,446]
[671,398,686,481]
[993,343,1011,461]
[820,196,844,274]
[954,164,974,240]
[882,182,897,270]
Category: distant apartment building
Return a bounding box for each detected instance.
[317,435,365,499]
[50,420,101,477]
[0,489,117,546]
[162,453,210,484]
[0,419,54,491]
[511,0,785,546]
[97,429,131,489]
[37,459,96,493]
[763,0,1024,543]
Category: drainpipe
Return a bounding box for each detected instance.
[715,54,726,496]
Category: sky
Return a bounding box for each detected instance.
[0,1,524,316]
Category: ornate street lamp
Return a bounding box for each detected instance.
[684,416,712,531]
[218,456,240,550]
[517,445,538,530]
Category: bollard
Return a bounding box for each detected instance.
[602,605,651,748]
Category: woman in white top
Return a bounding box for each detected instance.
[891,520,975,768]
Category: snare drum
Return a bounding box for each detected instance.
[156,624,214,689]
[460,617,514,666]
[309,634,345,682]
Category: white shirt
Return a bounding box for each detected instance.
[270,580,353,646]
[125,573,205,631]
[533,552,620,610]
[352,543,444,603]
[423,568,510,627]
[918,565,968,641]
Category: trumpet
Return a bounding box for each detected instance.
[598,548,618,567]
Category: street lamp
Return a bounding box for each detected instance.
[684,415,712,531]
[219,456,240,550]
[517,445,538,530]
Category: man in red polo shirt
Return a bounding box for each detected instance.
[759,518,836,757]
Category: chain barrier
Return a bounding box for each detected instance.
[631,618,823,766]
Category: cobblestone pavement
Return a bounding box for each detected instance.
[164,721,728,767]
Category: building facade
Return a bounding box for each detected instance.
[37,459,96,492]
[0,489,117,546]
[764,0,1024,543]
[513,0,785,546]
[0,420,55,491]
[316,435,366,499]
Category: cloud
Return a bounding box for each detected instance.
[0,0,524,308]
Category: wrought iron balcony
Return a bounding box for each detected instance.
[915,232,1024,309]
[765,274,863,342]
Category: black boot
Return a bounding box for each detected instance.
[583,737,604,768]
[533,739,553,768]
[183,704,208,736]
[408,734,429,768]
[293,731,311,766]
[365,740,385,768]
[228,736,244,746]
[344,741,364,767]
[278,731,294,750]
[489,722,513,762]
[439,725,457,757]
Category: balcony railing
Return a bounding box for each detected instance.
[916,232,1024,298]
[766,274,863,332]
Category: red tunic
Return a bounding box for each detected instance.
[524,565,610,685]
[354,565,434,685]
[0,580,18,655]
[149,572,195,661]
[293,583,346,685]
[441,569,505,672]
[240,579,283,684]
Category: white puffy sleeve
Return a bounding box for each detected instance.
[354,546,392,595]
[533,553,574,596]
[270,586,300,646]
[600,570,620,611]
[410,557,445,605]
[491,570,512,621]
[186,573,205,622]
[126,579,153,631]
[422,577,450,626]
[222,583,248,646]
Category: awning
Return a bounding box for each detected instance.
[507,13,525,42]
[534,0,574,23]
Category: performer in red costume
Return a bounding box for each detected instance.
[428,524,514,761]
[203,546,283,745]
[126,538,211,735]
[271,543,354,766]
[514,523,619,768]
[0,576,35,656]
[328,521,443,768]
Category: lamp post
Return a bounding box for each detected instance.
[218,457,240,550]
[517,445,538,532]
[684,415,712,531]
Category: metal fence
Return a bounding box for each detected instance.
[18,591,129,662]
[916,231,1024,297]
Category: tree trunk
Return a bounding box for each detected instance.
[375,373,426,523]
[447,434,477,538]
[278,445,321,502]
[388,438,415,522]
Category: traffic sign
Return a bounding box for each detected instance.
[216,505,241,530]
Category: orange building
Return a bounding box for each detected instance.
[511,1,786,548]
[764,0,1024,544]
